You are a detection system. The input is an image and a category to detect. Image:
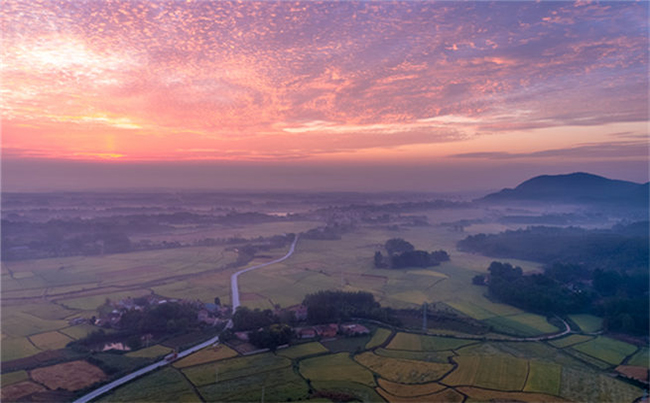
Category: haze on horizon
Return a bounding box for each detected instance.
[1,1,648,192]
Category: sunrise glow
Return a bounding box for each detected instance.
[1,0,648,190]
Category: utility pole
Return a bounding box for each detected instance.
[261,385,265,403]
[215,366,219,384]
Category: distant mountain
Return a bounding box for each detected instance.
[480,172,649,205]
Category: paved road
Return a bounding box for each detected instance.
[74,235,299,403]
[231,235,299,312]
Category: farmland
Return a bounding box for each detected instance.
[182,353,291,386]
[97,367,200,403]
[1,192,648,403]
[365,327,392,349]
[299,352,376,386]
[172,344,238,368]
[0,370,29,387]
[568,314,603,333]
[628,347,649,367]
[570,336,638,366]
[443,355,529,390]
[276,342,329,359]
[29,331,74,350]
[354,352,453,383]
[524,360,562,395]
[386,332,475,351]
[125,345,172,359]
[549,334,594,349]
[197,366,308,403]
[377,386,464,403]
[29,360,107,391]
[377,378,446,397]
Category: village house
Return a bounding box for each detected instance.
[314,324,338,338]
[197,309,219,326]
[295,327,316,339]
[288,305,308,321]
[234,331,250,341]
[340,323,370,336]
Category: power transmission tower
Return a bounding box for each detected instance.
[422,302,427,331]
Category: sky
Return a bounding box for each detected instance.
[1,0,648,192]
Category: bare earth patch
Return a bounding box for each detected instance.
[616,365,649,384]
[29,360,107,391]
[0,381,46,401]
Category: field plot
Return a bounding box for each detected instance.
[321,335,372,353]
[571,336,637,366]
[183,353,290,387]
[311,380,384,403]
[17,302,77,321]
[355,352,452,383]
[276,342,328,359]
[616,365,649,383]
[59,324,103,340]
[58,289,152,310]
[91,353,155,375]
[173,344,238,368]
[568,314,603,333]
[152,273,231,305]
[548,334,593,349]
[98,367,200,403]
[162,332,214,350]
[131,220,319,243]
[300,352,375,386]
[377,386,464,403]
[365,328,392,349]
[484,313,558,337]
[125,344,172,358]
[377,378,446,397]
[387,332,475,351]
[563,348,611,370]
[524,360,562,396]
[198,366,308,403]
[628,347,649,367]
[457,386,567,403]
[375,348,452,364]
[238,265,341,309]
[0,381,46,402]
[1,337,42,362]
[4,245,241,310]
[1,305,70,338]
[560,366,644,402]
[29,331,74,350]
[446,300,501,320]
[0,370,29,387]
[29,360,107,391]
[443,355,528,391]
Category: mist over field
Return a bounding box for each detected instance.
[1,172,649,402]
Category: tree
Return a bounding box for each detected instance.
[385,238,415,255]
[472,274,486,285]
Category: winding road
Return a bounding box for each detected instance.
[73,235,299,403]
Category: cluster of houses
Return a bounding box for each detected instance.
[233,304,370,342]
[294,323,370,339]
[70,295,231,329]
[234,322,369,342]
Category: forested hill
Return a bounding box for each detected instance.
[480,172,649,205]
